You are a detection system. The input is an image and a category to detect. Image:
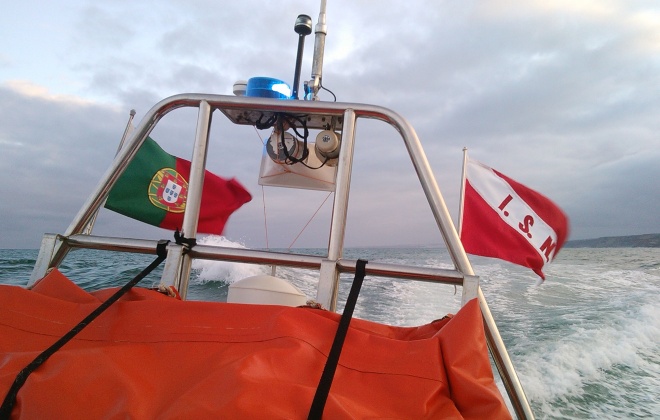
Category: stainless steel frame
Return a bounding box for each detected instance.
[28,93,533,419]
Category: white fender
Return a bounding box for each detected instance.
[228,275,308,307]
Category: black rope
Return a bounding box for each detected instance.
[308,259,368,420]
[0,240,170,419]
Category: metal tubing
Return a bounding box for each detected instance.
[181,100,212,238]
[336,259,464,284]
[384,114,472,272]
[61,234,465,285]
[64,235,163,254]
[47,99,177,269]
[479,288,534,419]
[176,100,212,299]
[42,93,531,417]
[309,0,328,99]
[378,108,533,419]
[317,109,356,310]
[327,109,356,260]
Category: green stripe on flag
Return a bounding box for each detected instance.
[105,137,177,227]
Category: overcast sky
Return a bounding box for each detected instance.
[1,0,659,250]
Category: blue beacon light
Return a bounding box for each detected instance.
[245,77,292,99]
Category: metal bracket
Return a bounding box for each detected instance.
[461,274,480,306]
[28,234,59,287]
[160,243,185,290]
[316,259,340,311]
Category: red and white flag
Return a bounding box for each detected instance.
[459,158,569,279]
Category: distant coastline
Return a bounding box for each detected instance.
[565,233,660,248]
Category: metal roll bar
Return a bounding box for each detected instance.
[30,93,533,419]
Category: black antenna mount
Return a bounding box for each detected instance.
[292,14,312,100]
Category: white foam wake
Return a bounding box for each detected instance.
[190,235,265,284]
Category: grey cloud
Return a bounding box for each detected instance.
[1,0,659,249]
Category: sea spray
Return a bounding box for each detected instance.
[191,235,265,284]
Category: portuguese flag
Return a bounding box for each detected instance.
[105,137,251,235]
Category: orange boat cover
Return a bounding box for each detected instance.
[0,269,510,419]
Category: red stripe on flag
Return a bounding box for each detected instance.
[159,157,251,235]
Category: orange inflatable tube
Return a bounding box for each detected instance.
[0,269,510,419]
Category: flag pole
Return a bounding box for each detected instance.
[457,147,468,235]
[456,147,535,418]
[114,109,137,155]
[82,109,137,234]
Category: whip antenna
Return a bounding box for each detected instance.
[306,0,327,100]
[292,14,312,99]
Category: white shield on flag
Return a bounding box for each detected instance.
[163,180,181,203]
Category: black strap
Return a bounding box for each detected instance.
[308,259,368,420]
[0,240,170,419]
[174,229,197,249]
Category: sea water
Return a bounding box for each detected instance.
[1,241,658,419]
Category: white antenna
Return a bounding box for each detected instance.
[307,0,327,100]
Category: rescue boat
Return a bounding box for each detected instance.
[0,2,534,419]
